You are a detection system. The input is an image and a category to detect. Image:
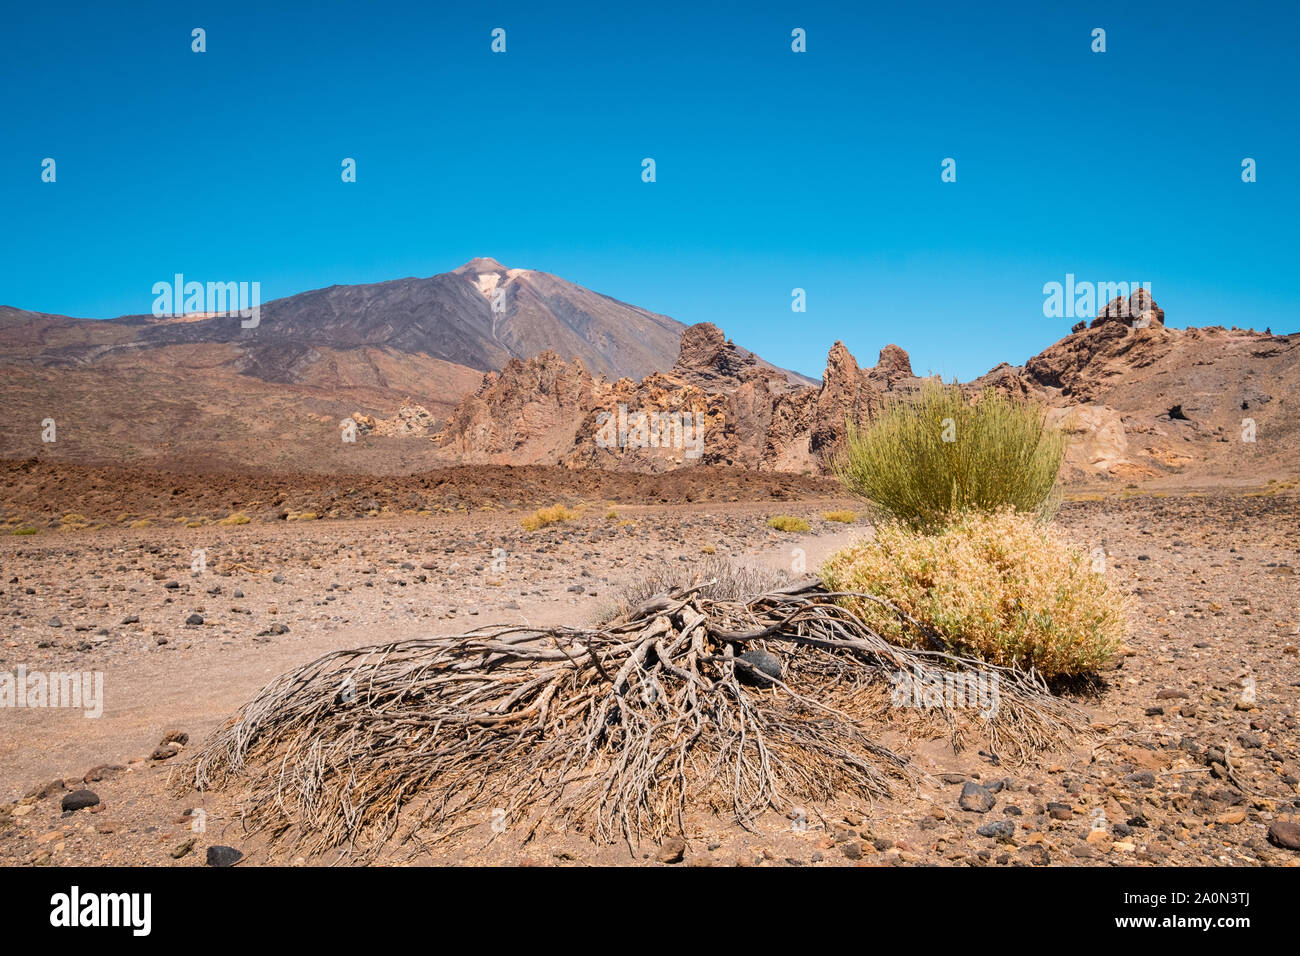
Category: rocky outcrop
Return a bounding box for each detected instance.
[434,323,920,472]
[810,343,884,458]
[348,400,438,438]
[433,352,601,463]
[973,293,1300,483]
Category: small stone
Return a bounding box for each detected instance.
[60,790,100,812]
[976,820,1016,842]
[83,765,126,783]
[1267,820,1300,851]
[656,837,686,864]
[1216,810,1247,825]
[26,779,67,800]
[840,841,863,861]
[1047,802,1073,820]
[206,845,244,867]
[185,613,204,626]
[958,781,996,813]
[736,649,783,686]
[1085,829,1113,851]
[171,838,196,859]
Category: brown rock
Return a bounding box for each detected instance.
[1267,820,1300,851]
[656,836,686,864]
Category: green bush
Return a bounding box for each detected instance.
[834,381,1064,531]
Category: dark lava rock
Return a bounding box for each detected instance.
[736,649,783,687]
[1122,770,1156,788]
[976,820,1016,842]
[61,789,100,812]
[206,845,244,867]
[959,781,996,813]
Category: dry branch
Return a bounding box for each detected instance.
[181,578,1085,858]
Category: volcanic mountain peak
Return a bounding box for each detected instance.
[454,256,509,274]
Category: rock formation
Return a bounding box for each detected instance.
[435,323,923,472]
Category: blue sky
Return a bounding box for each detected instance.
[2,0,1296,380]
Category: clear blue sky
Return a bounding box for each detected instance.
[3,0,1296,380]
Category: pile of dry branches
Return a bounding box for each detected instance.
[182,575,1084,858]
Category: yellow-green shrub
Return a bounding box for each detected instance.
[820,510,1122,676]
[521,505,578,531]
[767,515,810,533]
[834,381,1065,532]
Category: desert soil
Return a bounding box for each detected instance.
[1,479,1298,867]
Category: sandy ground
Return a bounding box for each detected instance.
[1,489,1298,866]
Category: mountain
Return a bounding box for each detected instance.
[1,257,689,381]
[3,272,1295,483]
[0,259,813,472]
[972,291,1300,485]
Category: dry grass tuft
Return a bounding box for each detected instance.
[820,510,1124,677]
[521,504,578,531]
[767,515,811,532]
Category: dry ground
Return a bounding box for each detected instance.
[1,481,1298,867]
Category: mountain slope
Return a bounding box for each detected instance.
[0,259,813,472]
[973,292,1300,484]
[1,257,694,384]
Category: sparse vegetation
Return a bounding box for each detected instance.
[185,559,1079,856]
[767,515,810,533]
[821,509,858,523]
[835,381,1065,532]
[218,513,251,526]
[820,509,1124,677]
[521,504,578,531]
[11,527,40,535]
